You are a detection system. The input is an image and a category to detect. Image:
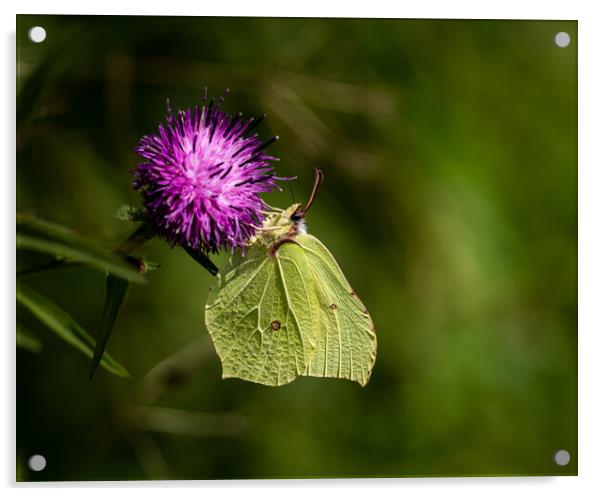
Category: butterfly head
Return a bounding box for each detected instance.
[250,203,300,246]
[250,168,323,248]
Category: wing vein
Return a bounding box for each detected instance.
[276,255,308,372]
[210,257,269,321]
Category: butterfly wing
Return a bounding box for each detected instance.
[287,234,377,386]
[205,244,316,386]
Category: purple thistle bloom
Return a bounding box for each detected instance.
[133,91,287,254]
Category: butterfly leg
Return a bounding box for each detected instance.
[269,237,301,256]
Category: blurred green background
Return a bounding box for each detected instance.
[16,16,577,480]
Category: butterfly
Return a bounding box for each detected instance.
[205,169,377,386]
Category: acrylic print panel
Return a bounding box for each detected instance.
[16,15,577,481]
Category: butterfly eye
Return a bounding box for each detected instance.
[290,212,302,222]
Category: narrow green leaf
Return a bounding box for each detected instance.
[16,323,42,353]
[17,214,145,283]
[89,275,129,379]
[17,234,145,283]
[17,213,95,243]
[16,282,130,378]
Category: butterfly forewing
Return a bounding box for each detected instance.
[290,234,377,386]
[205,244,316,386]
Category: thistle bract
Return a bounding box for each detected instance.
[133,92,284,253]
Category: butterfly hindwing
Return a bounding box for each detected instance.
[205,244,316,386]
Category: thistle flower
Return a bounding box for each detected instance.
[132,90,286,254]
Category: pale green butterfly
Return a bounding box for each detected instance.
[205,169,377,386]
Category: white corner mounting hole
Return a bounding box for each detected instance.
[555,32,570,48]
[28,26,46,43]
[554,449,570,466]
[28,454,47,472]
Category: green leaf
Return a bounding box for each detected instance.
[16,282,130,378]
[17,214,145,283]
[16,323,42,353]
[89,275,129,379]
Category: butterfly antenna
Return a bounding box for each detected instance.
[288,182,296,203]
[298,168,324,218]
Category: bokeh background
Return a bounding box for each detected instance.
[16,16,577,480]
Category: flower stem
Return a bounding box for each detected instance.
[183,245,218,276]
[116,222,155,256]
